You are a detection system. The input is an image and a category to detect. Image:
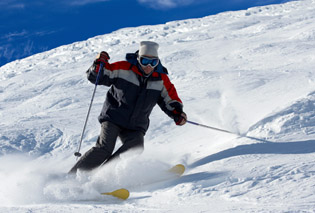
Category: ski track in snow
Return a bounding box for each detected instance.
[1,0,315,212]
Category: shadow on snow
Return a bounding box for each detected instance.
[189,139,315,169]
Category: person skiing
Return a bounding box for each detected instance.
[69,41,187,173]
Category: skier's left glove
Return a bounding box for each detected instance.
[174,112,187,126]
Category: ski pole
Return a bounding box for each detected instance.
[187,120,267,142]
[74,63,104,157]
[186,120,236,135]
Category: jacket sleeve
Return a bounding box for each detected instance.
[86,60,116,86]
[158,74,184,119]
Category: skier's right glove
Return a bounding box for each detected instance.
[95,51,110,64]
[94,51,110,74]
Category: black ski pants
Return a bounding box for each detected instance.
[69,121,144,173]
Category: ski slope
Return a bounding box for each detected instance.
[0,0,315,212]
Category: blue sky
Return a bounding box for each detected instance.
[0,0,292,66]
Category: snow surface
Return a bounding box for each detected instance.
[1,0,315,212]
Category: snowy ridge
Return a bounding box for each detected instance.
[1,0,315,212]
[248,91,315,141]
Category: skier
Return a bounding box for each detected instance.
[69,41,187,173]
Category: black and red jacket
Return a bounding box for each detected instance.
[86,52,184,134]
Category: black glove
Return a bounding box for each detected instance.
[95,51,110,64]
[174,112,187,126]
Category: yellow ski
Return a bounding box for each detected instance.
[100,164,184,200]
[101,188,130,200]
[169,164,185,176]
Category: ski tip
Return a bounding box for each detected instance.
[101,188,130,200]
[169,164,185,176]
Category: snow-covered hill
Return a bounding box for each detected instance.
[1,0,315,212]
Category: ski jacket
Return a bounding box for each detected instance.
[86,53,183,134]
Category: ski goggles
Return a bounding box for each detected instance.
[138,56,159,68]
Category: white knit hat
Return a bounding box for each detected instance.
[139,41,159,58]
